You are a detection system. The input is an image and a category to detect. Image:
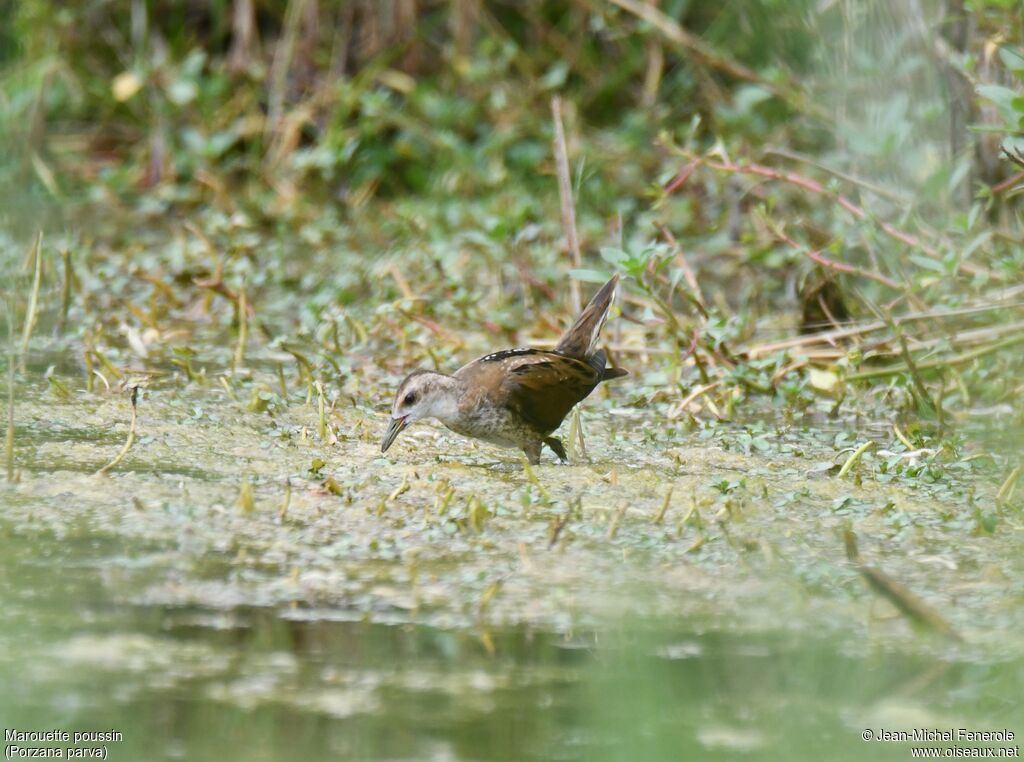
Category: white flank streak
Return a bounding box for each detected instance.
[587,280,617,355]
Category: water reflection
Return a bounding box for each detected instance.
[1,524,1021,761]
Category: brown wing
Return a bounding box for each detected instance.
[499,351,600,433]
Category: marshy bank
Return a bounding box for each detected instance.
[2,1,1024,759]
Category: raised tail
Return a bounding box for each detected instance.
[555,274,619,359]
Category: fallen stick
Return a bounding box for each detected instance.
[96,386,139,476]
[847,334,1024,381]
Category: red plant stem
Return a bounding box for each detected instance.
[708,159,938,252]
[664,160,699,195]
[772,227,903,291]
[674,157,999,281]
[680,326,700,363]
[991,169,1024,195]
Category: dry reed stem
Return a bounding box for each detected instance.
[551,96,582,314]
[20,232,44,359]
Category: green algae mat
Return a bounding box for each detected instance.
[1,187,1022,761]
[2,345,1022,760]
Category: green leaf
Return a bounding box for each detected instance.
[976,84,1022,126]
[809,461,841,475]
[909,254,947,273]
[540,62,569,90]
[167,78,198,105]
[569,269,612,284]
[960,232,991,262]
[1004,135,1024,155]
[599,247,629,266]
[999,46,1024,75]
[978,510,998,533]
[733,84,773,114]
[832,496,852,511]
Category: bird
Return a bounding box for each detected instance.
[381,274,628,464]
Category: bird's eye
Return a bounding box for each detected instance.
[403,392,416,405]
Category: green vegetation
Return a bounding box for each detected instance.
[1,1,1023,759]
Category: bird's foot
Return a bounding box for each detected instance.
[523,442,542,465]
[544,437,568,463]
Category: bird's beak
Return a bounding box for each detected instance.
[381,415,408,453]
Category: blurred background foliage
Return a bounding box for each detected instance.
[1,0,1018,202]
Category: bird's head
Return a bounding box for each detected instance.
[381,370,459,453]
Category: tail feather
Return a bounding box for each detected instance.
[555,274,619,358]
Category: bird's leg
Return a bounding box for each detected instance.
[523,441,542,465]
[544,437,567,463]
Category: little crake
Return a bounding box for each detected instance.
[381,275,628,464]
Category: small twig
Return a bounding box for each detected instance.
[234,280,247,370]
[746,300,1024,357]
[567,406,587,463]
[873,302,940,420]
[654,221,705,309]
[837,440,873,479]
[20,232,44,360]
[653,485,673,524]
[606,502,629,540]
[59,249,72,334]
[388,263,415,300]
[609,0,811,115]
[316,380,327,439]
[764,216,903,290]
[847,334,1024,381]
[691,155,999,281]
[677,496,701,535]
[388,477,411,503]
[397,308,461,342]
[893,424,915,451]
[193,274,239,304]
[996,464,1023,505]
[672,381,721,417]
[762,146,912,205]
[843,529,959,640]
[548,512,569,549]
[1001,146,1024,171]
[679,327,701,364]
[96,386,139,476]
[770,359,807,385]
[264,0,306,150]
[991,169,1024,195]
[662,159,699,196]
[815,289,845,332]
